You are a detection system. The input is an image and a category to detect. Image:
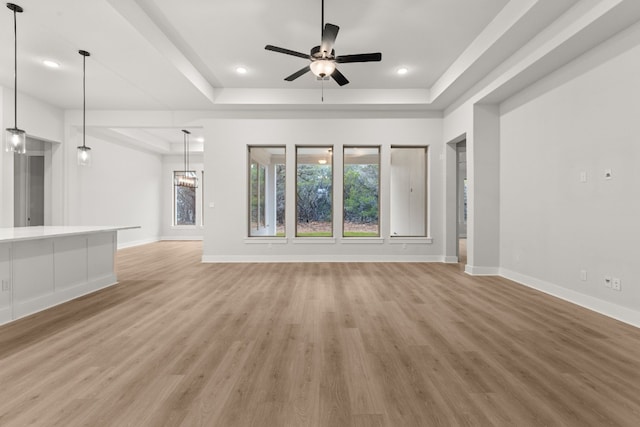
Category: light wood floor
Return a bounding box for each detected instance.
[1,242,639,426]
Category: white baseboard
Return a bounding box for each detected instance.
[160,236,204,241]
[118,237,160,250]
[0,306,11,325]
[7,275,118,326]
[500,268,640,329]
[465,265,500,275]
[444,256,459,263]
[202,254,446,263]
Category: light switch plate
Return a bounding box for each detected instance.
[580,171,587,183]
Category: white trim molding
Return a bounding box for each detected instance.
[243,238,288,244]
[500,268,640,329]
[202,254,447,263]
[119,237,161,249]
[159,236,203,242]
[465,265,500,275]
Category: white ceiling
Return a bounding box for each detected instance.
[0,0,538,110]
[2,0,640,152]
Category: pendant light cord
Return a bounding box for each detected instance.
[12,6,18,129]
[182,130,191,176]
[78,50,90,151]
[82,53,86,149]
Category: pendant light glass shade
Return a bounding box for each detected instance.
[5,3,26,154]
[175,130,198,188]
[5,128,26,154]
[77,146,91,166]
[77,49,91,166]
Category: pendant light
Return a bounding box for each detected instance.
[5,3,26,154]
[77,50,91,166]
[174,130,198,188]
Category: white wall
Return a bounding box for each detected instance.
[499,39,640,323]
[2,87,65,143]
[1,87,65,227]
[202,117,444,262]
[66,133,163,248]
[0,91,161,248]
[161,154,204,240]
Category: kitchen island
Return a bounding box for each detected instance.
[0,226,138,325]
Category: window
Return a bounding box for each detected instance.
[390,146,428,236]
[248,146,286,237]
[343,146,380,237]
[296,146,333,237]
[174,171,196,226]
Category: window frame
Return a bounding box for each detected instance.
[342,145,381,238]
[389,145,429,238]
[247,145,287,238]
[173,170,198,227]
[295,145,334,238]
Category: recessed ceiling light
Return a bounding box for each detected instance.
[397,67,408,75]
[195,137,204,143]
[236,67,247,74]
[43,60,60,69]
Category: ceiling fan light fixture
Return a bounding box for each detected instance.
[310,59,335,78]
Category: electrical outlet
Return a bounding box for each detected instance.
[612,278,621,291]
[580,270,587,281]
[604,276,612,288]
[1,279,9,292]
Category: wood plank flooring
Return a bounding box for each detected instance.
[1,241,639,426]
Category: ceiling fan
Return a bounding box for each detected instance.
[264,0,382,86]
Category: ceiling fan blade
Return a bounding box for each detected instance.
[336,52,382,63]
[320,23,339,56]
[265,45,310,59]
[331,68,349,86]
[285,65,311,81]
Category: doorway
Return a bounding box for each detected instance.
[13,138,48,227]
[456,141,467,265]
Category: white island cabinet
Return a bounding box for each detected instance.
[0,226,139,325]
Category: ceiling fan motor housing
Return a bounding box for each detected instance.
[311,45,335,59]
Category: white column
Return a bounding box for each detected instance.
[467,103,500,274]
